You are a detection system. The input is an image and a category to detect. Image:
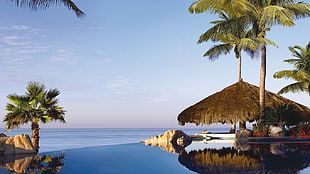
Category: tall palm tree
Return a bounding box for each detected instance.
[274,42,310,95]
[198,13,260,131]
[9,0,85,17]
[3,81,66,152]
[189,0,310,122]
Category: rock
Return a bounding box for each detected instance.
[3,134,36,155]
[14,134,36,154]
[142,130,192,153]
[0,137,9,152]
[270,143,285,155]
[0,133,7,137]
[270,126,286,137]
[4,137,15,155]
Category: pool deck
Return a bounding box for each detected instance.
[191,132,310,144]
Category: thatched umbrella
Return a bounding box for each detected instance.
[178,80,310,126]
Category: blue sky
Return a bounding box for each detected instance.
[0,0,309,129]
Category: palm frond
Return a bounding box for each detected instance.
[198,16,248,43]
[273,70,310,82]
[277,82,308,94]
[204,43,233,60]
[261,5,295,26]
[189,0,256,16]
[9,0,85,17]
[283,3,310,19]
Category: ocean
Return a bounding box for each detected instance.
[1,128,226,152]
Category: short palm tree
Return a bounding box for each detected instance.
[263,104,302,128]
[274,42,310,95]
[3,81,66,152]
[9,0,84,17]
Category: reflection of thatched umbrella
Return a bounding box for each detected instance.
[178,81,310,126]
[178,144,310,174]
[178,147,260,174]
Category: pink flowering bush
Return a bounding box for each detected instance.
[252,124,269,137]
[287,124,310,138]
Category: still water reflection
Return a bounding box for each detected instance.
[180,143,310,173]
[0,152,64,173]
[2,142,310,173]
[146,140,310,174]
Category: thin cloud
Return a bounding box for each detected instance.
[104,78,138,94]
[1,35,31,46]
[150,91,171,103]
[0,25,42,33]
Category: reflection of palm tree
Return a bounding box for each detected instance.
[3,81,66,152]
[9,0,84,17]
[30,152,65,173]
[3,152,65,174]
[274,42,310,95]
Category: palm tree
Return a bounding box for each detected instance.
[274,42,310,95]
[9,0,85,17]
[3,81,66,152]
[263,104,302,128]
[198,13,261,131]
[189,0,310,122]
[200,13,256,81]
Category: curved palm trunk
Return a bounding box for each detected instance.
[31,122,40,153]
[259,44,267,123]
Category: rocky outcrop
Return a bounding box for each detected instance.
[142,130,192,153]
[269,126,286,137]
[0,134,36,155]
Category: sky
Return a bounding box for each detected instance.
[0,0,309,129]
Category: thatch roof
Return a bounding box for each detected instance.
[178,81,310,126]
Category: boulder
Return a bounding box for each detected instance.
[142,130,192,153]
[14,134,36,154]
[3,134,36,155]
[270,126,286,137]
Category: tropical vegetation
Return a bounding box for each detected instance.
[8,0,85,17]
[189,0,310,122]
[263,104,302,128]
[3,81,66,152]
[274,42,310,95]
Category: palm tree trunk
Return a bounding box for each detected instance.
[31,122,40,153]
[259,44,267,123]
[239,122,246,129]
[238,55,242,82]
[230,122,236,133]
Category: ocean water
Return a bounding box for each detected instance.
[0,128,227,152]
